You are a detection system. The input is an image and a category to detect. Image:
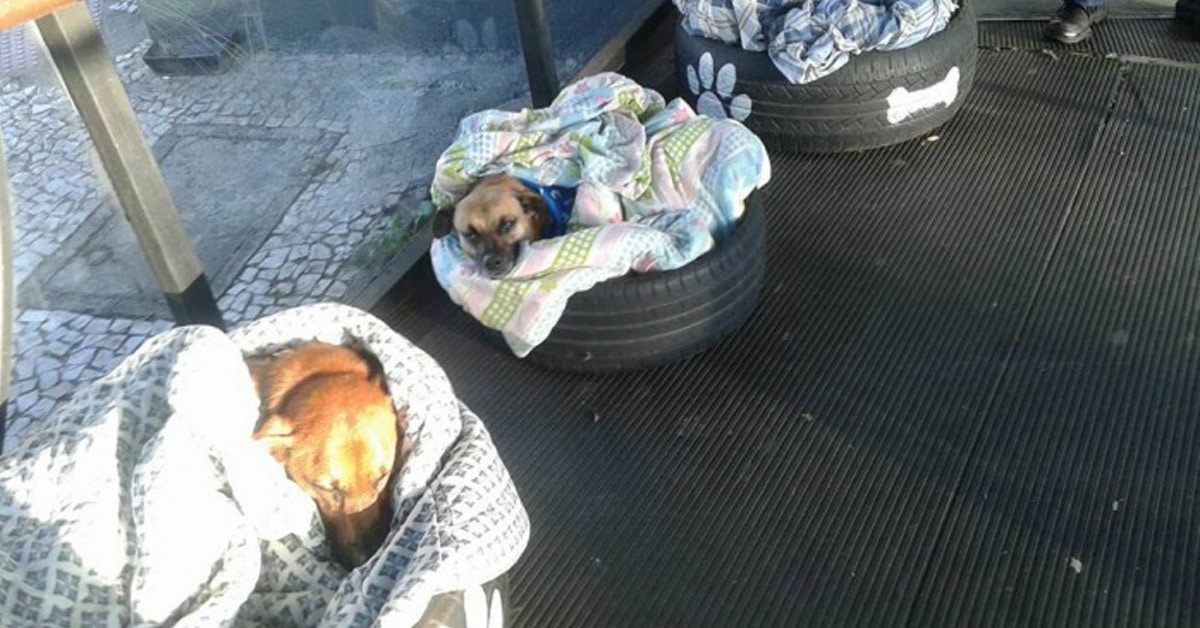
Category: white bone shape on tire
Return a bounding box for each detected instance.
[886,66,960,125]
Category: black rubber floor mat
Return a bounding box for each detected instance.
[374,50,1125,626]
[981,19,1200,64]
[977,0,1173,20]
[910,63,1200,628]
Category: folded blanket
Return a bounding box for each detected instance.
[431,72,771,357]
[0,303,529,627]
[674,0,958,84]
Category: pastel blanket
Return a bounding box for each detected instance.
[430,72,771,357]
[0,304,528,627]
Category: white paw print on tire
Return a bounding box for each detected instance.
[686,52,752,122]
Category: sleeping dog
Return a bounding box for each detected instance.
[433,174,575,278]
[247,342,407,569]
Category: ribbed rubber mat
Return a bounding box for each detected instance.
[981,19,1200,64]
[374,50,1123,627]
[976,0,1174,20]
[910,63,1200,627]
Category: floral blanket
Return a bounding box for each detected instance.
[430,73,771,357]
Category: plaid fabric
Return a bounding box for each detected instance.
[675,0,958,84]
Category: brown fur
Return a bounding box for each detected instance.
[247,342,406,569]
[432,174,550,278]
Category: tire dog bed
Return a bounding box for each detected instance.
[511,192,766,373]
[431,73,770,368]
[674,0,978,153]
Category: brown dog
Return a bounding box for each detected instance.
[247,342,406,569]
[432,174,550,278]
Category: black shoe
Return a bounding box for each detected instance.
[1046,3,1108,44]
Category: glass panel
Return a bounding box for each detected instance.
[1,0,667,445]
[3,15,174,446]
[546,0,664,82]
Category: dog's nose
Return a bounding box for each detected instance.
[334,544,370,569]
[483,254,506,274]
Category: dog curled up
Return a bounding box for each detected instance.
[432,173,575,279]
[246,342,409,569]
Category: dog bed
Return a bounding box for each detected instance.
[0,303,528,627]
[674,0,977,153]
[430,73,771,368]
[516,192,765,373]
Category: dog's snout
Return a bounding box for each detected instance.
[333,541,370,569]
[327,496,392,569]
[482,252,513,278]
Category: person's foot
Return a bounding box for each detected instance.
[1046,3,1109,44]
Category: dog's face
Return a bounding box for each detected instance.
[432,174,549,278]
[248,343,405,569]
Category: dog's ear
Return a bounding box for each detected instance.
[432,206,455,238]
[514,184,550,223]
[253,415,296,465]
[350,346,391,394]
[244,356,276,406]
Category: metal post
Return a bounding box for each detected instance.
[0,132,13,453]
[35,3,225,329]
[512,0,560,108]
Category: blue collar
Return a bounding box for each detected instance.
[519,179,576,238]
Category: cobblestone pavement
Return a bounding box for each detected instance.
[2,5,580,449]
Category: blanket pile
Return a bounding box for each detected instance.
[0,304,528,627]
[674,0,958,84]
[430,72,771,358]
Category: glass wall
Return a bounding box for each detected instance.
[0,0,663,447]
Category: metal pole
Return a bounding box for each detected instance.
[512,0,560,108]
[35,3,225,329]
[0,131,13,454]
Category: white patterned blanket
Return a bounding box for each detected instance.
[430,73,771,357]
[0,304,529,627]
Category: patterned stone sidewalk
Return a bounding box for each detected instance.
[2,6,577,450]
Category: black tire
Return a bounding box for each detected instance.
[514,192,766,373]
[674,1,977,153]
[415,573,510,628]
